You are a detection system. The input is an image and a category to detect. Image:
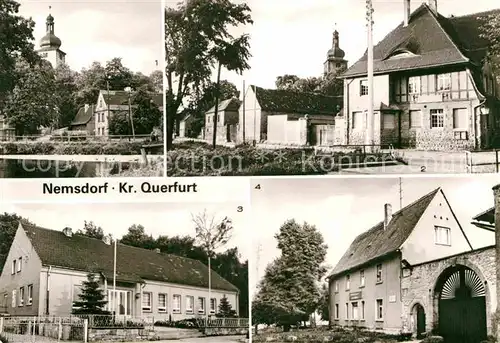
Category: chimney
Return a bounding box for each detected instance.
[384,203,393,229]
[403,0,410,27]
[493,184,500,341]
[62,227,73,237]
[154,248,161,253]
[428,0,437,14]
[84,104,89,112]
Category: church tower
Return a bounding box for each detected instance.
[324,29,347,77]
[37,8,66,68]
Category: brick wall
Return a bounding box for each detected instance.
[401,247,496,337]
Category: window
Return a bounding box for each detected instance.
[435,226,451,246]
[335,304,339,319]
[360,270,365,287]
[437,73,451,91]
[376,264,383,283]
[11,290,16,308]
[217,115,220,123]
[352,111,363,130]
[383,113,395,129]
[198,297,206,314]
[430,109,444,128]
[345,303,349,319]
[207,116,210,123]
[453,108,468,129]
[142,292,152,312]
[173,294,181,313]
[19,287,24,307]
[346,275,350,290]
[409,110,422,128]
[352,302,359,320]
[376,299,384,320]
[185,295,193,314]
[408,76,421,94]
[210,298,216,314]
[11,260,16,275]
[360,80,368,96]
[27,285,33,306]
[361,301,365,320]
[334,281,339,292]
[17,258,22,273]
[158,293,167,313]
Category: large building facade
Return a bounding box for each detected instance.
[0,224,239,320]
[329,188,497,342]
[340,1,500,151]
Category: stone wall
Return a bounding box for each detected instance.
[204,327,248,336]
[401,246,496,337]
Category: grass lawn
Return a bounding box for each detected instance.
[167,141,397,176]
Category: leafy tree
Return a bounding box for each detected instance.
[105,57,135,91]
[132,88,163,134]
[216,295,237,318]
[75,61,107,105]
[0,213,33,269]
[479,13,500,82]
[252,220,328,331]
[77,221,104,240]
[54,63,79,128]
[4,60,59,135]
[275,73,343,97]
[165,0,253,148]
[120,224,155,249]
[72,273,110,315]
[108,111,131,136]
[186,80,239,137]
[317,282,329,321]
[0,0,40,106]
[148,70,163,93]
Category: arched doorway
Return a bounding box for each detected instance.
[411,303,426,339]
[436,265,487,343]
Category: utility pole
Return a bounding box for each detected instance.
[125,87,136,139]
[212,61,222,148]
[399,177,403,210]
[365,0,375,152]
[242,80,246,143]
[106,77,110,138]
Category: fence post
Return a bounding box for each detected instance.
[58,317,62,340]
[83,319,88,343]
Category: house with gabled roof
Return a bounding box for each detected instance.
[205,98,241,144]
[342,0,500,150]
[238,85,343,145]
[0,223,239,320]
[327,187,494,339]
[94,90,130,137]
[69,104,95,133]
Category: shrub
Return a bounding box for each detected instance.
[0,141,149,155]
[0,334,9,343]
[421,336,444,343]
[154,318,198,329]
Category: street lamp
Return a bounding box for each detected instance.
[365,0,375,152]
[124,87,136,139]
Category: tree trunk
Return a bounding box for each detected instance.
[166,106,175,151]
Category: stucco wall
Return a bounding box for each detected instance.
[401,191,472,265]
[330,255,402,333]
[401,247,496,336]
[238,87,262,143]
[0,225,43,316]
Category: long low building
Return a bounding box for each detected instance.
[0,223,239,320]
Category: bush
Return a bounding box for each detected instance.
[154,318,198,329]
[0,334,8,343]
[421,336,444,343]
[0,141,149,155]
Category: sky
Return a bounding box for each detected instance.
[250,175,500,295]
[190,0,500,91]
[1,201,250,261]
[18,0,163,75]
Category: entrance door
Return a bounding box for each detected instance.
[108,290,132,318]
[416,304,426,339]
[438,266,487,343]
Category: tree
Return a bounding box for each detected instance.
[72,273,110,315]
[192,209,234,319]
[186,80,239,137]
[149,70,163,93]
[165,0,253,148]
[275,73,343,97]
[131,88,163,134]
[480,13,500,82]
[0,0,40,107]
[54,63,79,128]
[77,221,104,240]
[216,295,237,317]
[4,60,59,135]
[120,224,155,249]
[317,282,329,321]
[0,213,33,268]
[252,220,328,331]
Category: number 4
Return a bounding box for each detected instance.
[254,184,261,190]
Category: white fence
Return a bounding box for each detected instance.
[0,316,88,342]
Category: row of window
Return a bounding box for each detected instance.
[335,264,383,292]
[141,292,217,315]
[96,113,106,123]
[351,108,470,131]
[8,285,33,308]
[334,299,384,321]
[206,115,221,124]
[96,127,107,136]
[360,73,465,97]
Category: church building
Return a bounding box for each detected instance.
[36,10,66,68]
[324,29,348,77]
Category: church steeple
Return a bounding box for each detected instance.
[324,24,348,77]
[37,6,66,68]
